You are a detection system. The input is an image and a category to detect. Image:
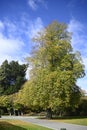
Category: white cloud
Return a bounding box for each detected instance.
[83,58,87,70]
[0,38,24,54]
[68,19,87,56]
[68,19,84,33]
[0,37,25,65]
[28,17,43,39]
[28,0,37,10]
[0,17,44,66]
[0,20,26,64]
[28,0,47,10]
[68,19,87,91]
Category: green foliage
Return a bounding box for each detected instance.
[23,21,85,116]
[60,129,66,130]
[0,95,11,108]
[76,97,87,116]
[0,60,27,95]
[0,93,24,115]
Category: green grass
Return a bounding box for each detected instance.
[52,117,87,126]
[0,120,52,130]
[62,118,87,126]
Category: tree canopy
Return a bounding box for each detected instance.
[19,21,85,118]
[0,21,85,118]
[0,60,27,95]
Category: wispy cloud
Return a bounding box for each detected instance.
[28,17,43,38]
[0,21,4,31]
[0,16,43,65]
[0,20,25,64]
[68,19,87,56]
[28,0,47,10]
[28,0,37,10]
[68,18,87,91]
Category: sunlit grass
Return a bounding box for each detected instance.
[51,117,87,126]
[62,118,87,126]
[0,119,52,130]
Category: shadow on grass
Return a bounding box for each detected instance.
[38,115,87,120]
[52,116,87,120]
[0,121,26,130]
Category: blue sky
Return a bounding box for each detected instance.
[0,0,87,91]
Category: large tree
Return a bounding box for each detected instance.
[0,60,27,95]
[26,21,85,118]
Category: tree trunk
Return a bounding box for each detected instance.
[46,108,52,119]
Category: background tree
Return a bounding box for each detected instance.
[0,60,10,93]
[26,21,85,118]
[0,60,27,95]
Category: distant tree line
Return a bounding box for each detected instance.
[0,60,27,95]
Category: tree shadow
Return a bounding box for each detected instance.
[0,121,27,130]
[52,116,87,120]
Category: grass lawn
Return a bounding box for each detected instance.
[0,120,52,130]
[53,117,87,126]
